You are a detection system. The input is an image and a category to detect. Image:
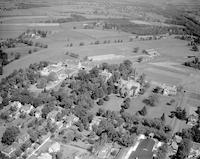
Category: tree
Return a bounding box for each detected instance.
[103,95,110,101]
[1,126,20,145]
[161,113,165,123]
[176,138,192,159]
[143,94,159,106]
[195,106,200,116]
[47,72,58,82]
[97,99,104,106]
[139,106,147,116]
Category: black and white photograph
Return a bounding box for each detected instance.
[0,0,200,159]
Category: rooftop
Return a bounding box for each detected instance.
[129,138,155,159]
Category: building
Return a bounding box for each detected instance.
[1,142,19,157]
[38,153,52,159]
[143,49,160,57]
[187,106,198,126]
[118,79,141,97]
[40,62,65,77]
[10,101,22,110]
[47,110,59,123]
[48,142,60,153]
[89,116,103,131]
[161,84,177,96]
[95,143,113,159]
[20,104,34,114]
[99,69,112,82]
[63,114,79,128]
[188,142,200,159]
[17,133,30,145]
[129,138,156,159]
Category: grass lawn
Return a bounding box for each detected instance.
[91,94,123,114]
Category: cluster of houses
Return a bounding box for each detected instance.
[1,100,80,158]
[136,34,169,41]
[9,101,34,119]
[83,21,118,31]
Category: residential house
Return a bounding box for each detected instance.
[17,133,30,145]
[1,142,19,157]
[118,79,141,97]
[20,104,34,114]
[63,114,79,128]
[188,142,200,159]
[95,143,113,159]
[187,106,198,126]
[38,153,52,159]
[99,69,112,83]
[89,116,103,131]
[143,49,160,57]
[34,106,43,118]
[47,110,59,123]
[48,142,60,153]
[10,101,22,110]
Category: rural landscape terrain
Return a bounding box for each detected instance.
[0,0,200,159]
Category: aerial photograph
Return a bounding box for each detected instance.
[0,0,200,159]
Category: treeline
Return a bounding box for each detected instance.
[166,14,200,39]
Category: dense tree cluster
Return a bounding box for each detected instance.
[95,109,172,145]
[1,126,20,145]
[0,61,49,109]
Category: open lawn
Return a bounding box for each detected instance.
[91,95,123,114]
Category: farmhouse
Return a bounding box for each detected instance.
[118,79,141,97]
[143,49,160,57]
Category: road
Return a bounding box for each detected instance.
[27,135,51,159]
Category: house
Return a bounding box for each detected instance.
[118,79,141,97]
[10,101,22,110]
[95,143,113,159]
[17,133,30,145]
[187,106,198,126]
[143,49,160,57]
[63,114,79,128]
[161,84,177,96]
[20,104,34,114]
[38,153,52,159]
[47,110,59,123]
[99,69,112,82]
[89,116,103,131]
[48,142,60,153]
[188,142,200,159]
[1,142,19,157]
[40,62,64,76]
